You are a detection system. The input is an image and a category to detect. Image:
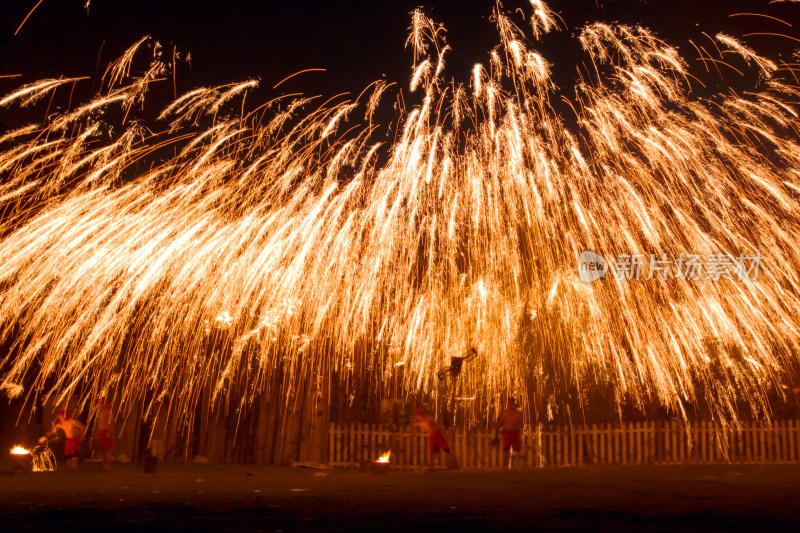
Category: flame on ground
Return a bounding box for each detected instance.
[376,451,391,463]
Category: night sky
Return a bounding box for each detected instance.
[1,1,799,125]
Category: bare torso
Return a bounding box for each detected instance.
[58,418,85,439]
[499,409,523,432]
[414,415,443,435]
[97,405,112,431]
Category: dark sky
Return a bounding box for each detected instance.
[1,1,799,123]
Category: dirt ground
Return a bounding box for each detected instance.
[1,461,798,532]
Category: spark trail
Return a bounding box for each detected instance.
[1,2,799,429]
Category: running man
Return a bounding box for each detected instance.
[495,397,524,466]
[44,410,86,469]
[398,408,459,470]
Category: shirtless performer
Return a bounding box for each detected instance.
[96,397,114,470]
[495,397,524,466]
[398,408,459,470]
[44,410,86,469]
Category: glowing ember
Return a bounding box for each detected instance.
[376,451,391,463]
[10,446,30,455]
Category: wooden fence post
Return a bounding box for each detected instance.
[326,419,800,470]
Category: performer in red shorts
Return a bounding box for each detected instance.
[397,408,459,470]
[96,397,114,470]
[494,397,524,467]
[45,410,86,469]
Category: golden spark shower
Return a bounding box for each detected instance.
[1,2,800,429]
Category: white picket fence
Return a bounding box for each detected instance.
[329,419,800,469]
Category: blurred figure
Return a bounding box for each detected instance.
[398,408,459,470]
[95,397,114,470]
[44,410,85,469]
[494,397,524,466]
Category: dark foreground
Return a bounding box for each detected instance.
[1,463,798,532]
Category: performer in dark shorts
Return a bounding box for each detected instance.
[397,408,459,470]
[96,397,114,470]
[495,397,524,466]
[45,410,86,469]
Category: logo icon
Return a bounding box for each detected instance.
[578,251,606,283]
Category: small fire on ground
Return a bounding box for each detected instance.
[376,451,391,463]
[10,446,30,455]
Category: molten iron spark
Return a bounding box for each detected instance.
[0,3,799,431]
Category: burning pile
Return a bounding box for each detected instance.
[370,451,392,474]
[9,444,57,472]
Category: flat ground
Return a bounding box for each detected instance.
[1,462,798,531]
